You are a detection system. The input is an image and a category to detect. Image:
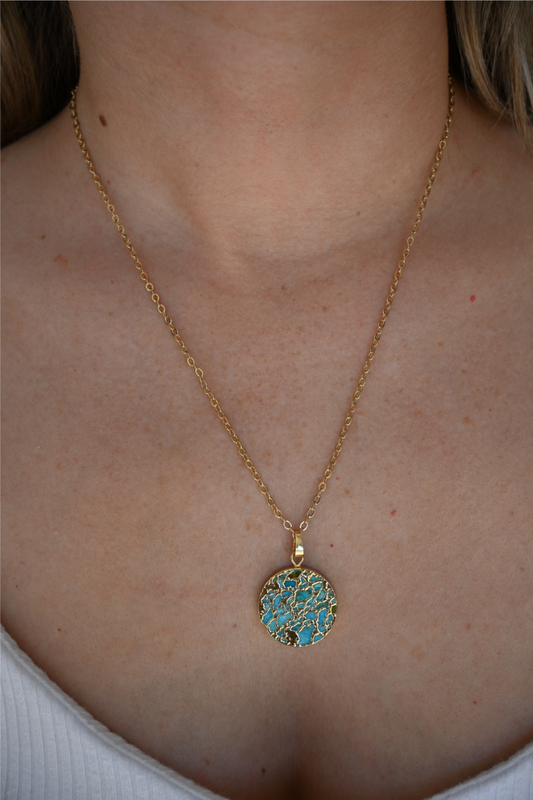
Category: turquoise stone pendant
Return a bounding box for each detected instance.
[258,566,337,646]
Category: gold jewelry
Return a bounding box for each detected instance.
[70,77,454,647]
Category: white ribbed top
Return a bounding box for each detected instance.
[2,627,532,800]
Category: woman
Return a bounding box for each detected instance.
[2,2,532,799]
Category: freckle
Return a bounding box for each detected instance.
[470,295,476,302]
[262,767,266,774]
[463,417,470,424]
[411,644,425,661]
[53,529,59,535]
[233,623,238,628]
[41,234,46,239]
[99,114,107,127]
[323,306,329,312]
[56,463,61,470]
[281,284,286,291]
[465,622,471,631]
[356,211,361,216]
[204,759,211,767]
[437,341,443,347]
[391,509,396,516]
[344,488,349,495]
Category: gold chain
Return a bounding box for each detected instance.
[70,77,454,535]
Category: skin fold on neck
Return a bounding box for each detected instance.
[69,1,450,284]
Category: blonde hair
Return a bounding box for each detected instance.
[449,1,533,145]
[2,0,532,148]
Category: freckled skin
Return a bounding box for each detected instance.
[53,254,69,268]
[2,3,533,800]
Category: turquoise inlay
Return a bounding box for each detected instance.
[259,567,337,647]
[298,626,314,646]
[276,611,292,627]
[262,608,273,625]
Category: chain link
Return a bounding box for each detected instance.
[70,77,454,533]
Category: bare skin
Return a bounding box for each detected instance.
[2,2,532,799]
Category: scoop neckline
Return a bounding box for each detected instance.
[2,625,532,800]
[1,625,228,799]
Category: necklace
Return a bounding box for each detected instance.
[70,77,454,647]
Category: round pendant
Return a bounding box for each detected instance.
[258,566,337,646]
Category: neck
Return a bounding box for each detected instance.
[70,1,450,276]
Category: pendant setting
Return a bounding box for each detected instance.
[258,566,337,646]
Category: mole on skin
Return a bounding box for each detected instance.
[99,114,107,127]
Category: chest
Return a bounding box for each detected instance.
[3,279,533,800]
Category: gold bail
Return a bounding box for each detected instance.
[291,529,304,567]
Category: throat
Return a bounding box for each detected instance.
[70,1,450,266]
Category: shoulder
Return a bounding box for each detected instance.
[443,86,533,241]
[423,86,533,344]
[2,106,89,257]
[2,106,120,331]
